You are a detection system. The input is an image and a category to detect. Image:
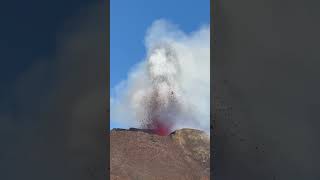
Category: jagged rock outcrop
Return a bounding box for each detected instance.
[110,128,210,180]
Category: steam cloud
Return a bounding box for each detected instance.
[111,19,210,134]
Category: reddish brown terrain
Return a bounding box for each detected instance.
[110,128,210,180]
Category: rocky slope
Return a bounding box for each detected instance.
[110,128,210,180]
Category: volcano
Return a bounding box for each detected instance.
[110,128,210,180]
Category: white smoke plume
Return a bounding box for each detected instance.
[111,19,210,133]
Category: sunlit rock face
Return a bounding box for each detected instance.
[110,128,210,180]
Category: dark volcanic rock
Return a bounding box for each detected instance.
[110,128,210,180]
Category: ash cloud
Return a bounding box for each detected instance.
[111,19,210,133]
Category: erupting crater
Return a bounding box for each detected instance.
[149,119,172,136]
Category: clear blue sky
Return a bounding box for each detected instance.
[110,0,210,129]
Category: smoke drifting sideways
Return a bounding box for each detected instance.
[111,19,210,135]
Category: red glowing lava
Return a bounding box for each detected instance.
[152,121,171,136]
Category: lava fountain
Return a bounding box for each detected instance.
[150,118,172,136]
[141,43,182,136]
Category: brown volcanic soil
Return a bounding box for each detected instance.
[110,128,210,180]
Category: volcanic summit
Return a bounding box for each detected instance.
[110,128,210,180]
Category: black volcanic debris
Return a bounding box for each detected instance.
[142,44,183,132]
[112,128,155,134]
[112,21,210,138]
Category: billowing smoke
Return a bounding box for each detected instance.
[111,19,210,134]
